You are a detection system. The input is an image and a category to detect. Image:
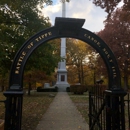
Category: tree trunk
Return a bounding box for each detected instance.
[93,69,96,84]
[28,74,32,95]
[77,68,81,83]
[81,62,84,84]
[124,60,128,90]
[28,82,31,95]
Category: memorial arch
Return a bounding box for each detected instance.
[9,17,121,88]
[4,17,122,129]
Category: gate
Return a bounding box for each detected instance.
[89,84,106,130]
[2,17,128,129]
[89,84,127,130]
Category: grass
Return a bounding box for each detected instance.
[69,91,130,130]
[68,92,89,124]
[0,93,6,120]
[124,93,130,130]
[0,91,57,130]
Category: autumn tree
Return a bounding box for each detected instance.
[66,39,99,85]
[92,0,130,18]
[66,39,86,84]
[97,8,130,89]
[23,38,61,95]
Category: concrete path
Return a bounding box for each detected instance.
[36,92,89,130]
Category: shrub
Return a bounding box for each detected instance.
[66,87,70,92]
[55,86,58,92]
[37,87,58,92]
[70,85,87,94]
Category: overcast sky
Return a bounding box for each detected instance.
[42,0,108,32]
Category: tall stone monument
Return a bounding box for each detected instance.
[55,0,70,91]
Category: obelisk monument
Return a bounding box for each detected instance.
[56,0,70,91]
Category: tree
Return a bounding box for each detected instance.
[66,39,97,84]
[26,41,60,73]
[23,38,61,95]
[92,0,130,18]
[66,39,87,84]
[97,8,130,89]
[0,0,53,90]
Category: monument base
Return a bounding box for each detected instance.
[55,82,70,92]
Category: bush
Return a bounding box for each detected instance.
[70,85,87,94]
[66,87,70,92]
[55,86,58,92]
[37,87,58,92]
[37,87,42,90]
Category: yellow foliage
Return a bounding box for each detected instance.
[36,82,42,88]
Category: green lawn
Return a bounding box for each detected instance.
[69,91,130,130]
[68,92,89,124]
[0,91,57,130]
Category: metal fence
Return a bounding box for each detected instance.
[89,85,128,130]
[89,85,106,130]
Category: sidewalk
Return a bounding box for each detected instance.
[36,92,89,130]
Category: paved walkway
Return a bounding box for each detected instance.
[36,92,89,130]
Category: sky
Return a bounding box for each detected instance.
[42,0,108,32]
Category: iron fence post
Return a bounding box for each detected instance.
[105,88,126,130]
[105,94,111,130]
[89,91,92,129]
[3,85,23,130]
